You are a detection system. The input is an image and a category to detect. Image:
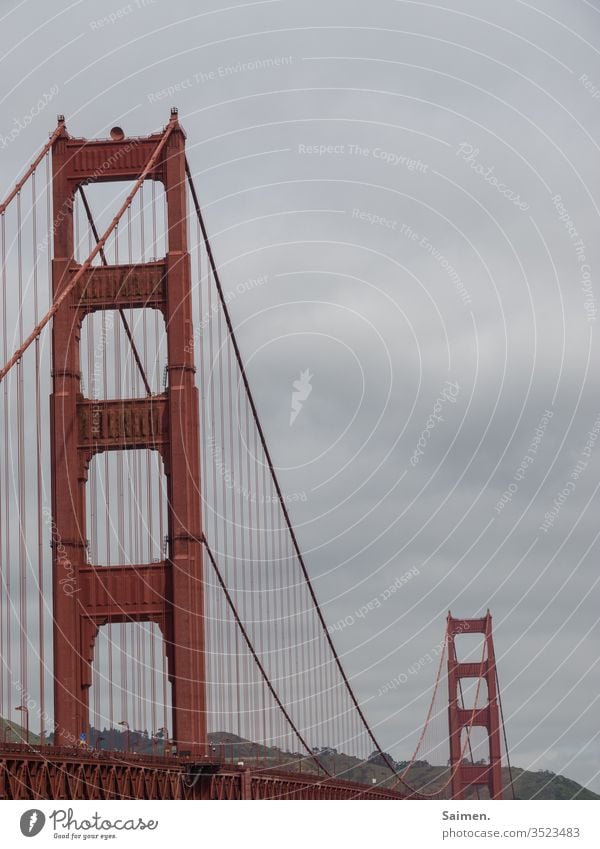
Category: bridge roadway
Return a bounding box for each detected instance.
[0,745,409,800]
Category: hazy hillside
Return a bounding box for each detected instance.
[2,719,596,800]
[0,716,41,745]
[201,732,600,800]
[202,733,600,800]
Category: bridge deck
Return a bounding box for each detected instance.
[0,746,407,800]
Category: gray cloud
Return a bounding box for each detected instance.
[1,0,600,793]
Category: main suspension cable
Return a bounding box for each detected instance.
[0,115,177,384]
[201,533,331,778]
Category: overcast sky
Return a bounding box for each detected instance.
[2,0,600,793]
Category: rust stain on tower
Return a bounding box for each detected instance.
[50,114,206,754]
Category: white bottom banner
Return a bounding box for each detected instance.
[0,800,598,848]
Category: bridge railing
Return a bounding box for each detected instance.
[0,739,346,782]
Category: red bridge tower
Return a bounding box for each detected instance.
[50,112,206,753]
[447,611,503,799]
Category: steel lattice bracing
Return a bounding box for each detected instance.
[0,746,407,800]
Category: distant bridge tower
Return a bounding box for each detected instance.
[50,112,206,753]
[447,611,503,799]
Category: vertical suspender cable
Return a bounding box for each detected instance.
[0,210,5,722]
[496,667,515,799]
[33,171,46,742]
[17,191,28,715]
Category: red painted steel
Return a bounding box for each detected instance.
[447,612,503,799]
[50,114,206,755]
[0,747,407,800]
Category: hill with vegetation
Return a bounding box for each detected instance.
[188,732,600,800]
[1,719,596,799]
[0,716,41,745]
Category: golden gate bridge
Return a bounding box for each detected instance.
[0,111,512,800]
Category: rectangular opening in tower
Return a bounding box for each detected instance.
[74,180,167,265]
[453,632,487,664]
[80,308,167,399]
[458,676,489,709]
[86,449,167,566]
[460,725,490,765]
[89,621,172,752]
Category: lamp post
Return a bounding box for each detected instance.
[156,727,169,756]
[15,706,29,745]
[117,720,130,753]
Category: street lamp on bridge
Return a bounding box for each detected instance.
[117,720,130,753]
[15,706,29,745]
[156,727,174,755]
